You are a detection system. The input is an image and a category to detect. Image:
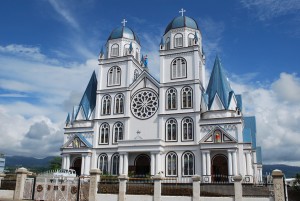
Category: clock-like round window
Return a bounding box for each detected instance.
[131,90,159,119]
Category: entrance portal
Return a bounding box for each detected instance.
[211,154,228,182]
[135,154,150,176]
[71,158,82,176]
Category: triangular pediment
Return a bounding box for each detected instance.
[210,93,225,110]
[129,70,160,94]
[228,93,237,110]
[200,126,237,144]
[62,134,92,149]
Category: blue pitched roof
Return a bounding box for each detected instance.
[206,56,234,110]
[236,94,243,111]
[244,116,257,149]
[165,16,199,34]
[108,26,140,44]
[76,133,92,148]
[75,71,97,120]
[243,128,252,143]
[256,146,262,164]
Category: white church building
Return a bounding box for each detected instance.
[61,12,263,183]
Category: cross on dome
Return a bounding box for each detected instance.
[179,8,186,16]
[121,19,127,27]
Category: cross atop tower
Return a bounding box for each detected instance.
[179,8,186,16]
[121,19,127,27]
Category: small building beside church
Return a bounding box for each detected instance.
[0,153,5,173]
[60,12,263,183]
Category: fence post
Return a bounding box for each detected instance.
[192,175,201,201]
[0,173,5,188]
[118,175,128,201]
[153,174,162,201]
[13,167,28,200]
[89,169,101,201]
[233,175,243,201]
[272,169,285,201]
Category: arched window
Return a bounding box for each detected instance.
[114,93,124,114]
[166,88,177,110]
[134,69,139,80]
[166,37,170,50]
[182,152,194,176]
[135,48,139,60]
[166,152,177,176]
[171,58,187,79]
[99,123,109,144]
[166,118,177,141]
[113,122,123,143]
[111,154,119,175]
[108,66,121,86]
[182,117,194,141]
[188,34,194,46]
[181,86,193,108]
[124,44,130,56]
[102,95,111,115]
[174,33,183,47]
[98,153,108,174]
[111,44,119,57]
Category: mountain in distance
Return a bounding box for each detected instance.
[263,164,300,178]
[5,155,57,168]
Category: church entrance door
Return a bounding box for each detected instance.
[71,158,82,176]
[211,154,228,182]
[135,154,150,176]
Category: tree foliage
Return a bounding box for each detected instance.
[49,157,62,170]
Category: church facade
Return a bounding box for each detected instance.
[61,13,263,183]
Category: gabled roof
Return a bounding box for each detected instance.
[62,133,92,149]
[206,56,233,110]
[235,94,243,111]
[75,71,97,120]
[244,116,257,149]
[256,146,263,164]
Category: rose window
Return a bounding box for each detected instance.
[131,90,158,119]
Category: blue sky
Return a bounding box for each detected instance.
[0,0,300,165]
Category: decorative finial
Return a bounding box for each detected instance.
[121,18,127,27]
[179,8,186,16]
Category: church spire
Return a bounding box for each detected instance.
[206,55,233,110]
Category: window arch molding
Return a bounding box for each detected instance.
[165,118,177,141]
[101,94,112,115]
[114,93,124,114]
[181,86,193,109]
[113,122,124,144]
[166,87,177,110]
[181,151,195,176]
[107,66,121,86]
[181,117,194,141]
[171,57,187,79]
[111,43,119,57]
[99,123,110,144]
[97,153,108,174]
[188,33,195,46]
[166,37,170,50]
[111,153,120,175]
[174,33,183,48]
[124,44,130,56]
[165,151,178,177]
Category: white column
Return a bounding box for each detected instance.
[228,151,233,176]
[206,152,211,175]
[232,151,237,175]
[66,154,70,169]
[202,152,206,175]
[119,154,124,175]
[246,152,252,175]
[84,154,91,175]
[124,153,128,175]
[156,153,160,174]
[62,156,66,169]
[81,154,86,175]
[151,153,155,176]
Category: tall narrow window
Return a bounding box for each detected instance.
[98,154,108,174]
[135,48,139,60]
[188,34,194,46]
[166,118,177,141]
[114,93,124,114]
[171,58,187,79]
[182,152,194,176]
[134,69,139,80]
[166,152,177,176]
[102,95,111,115]
[111,44,119,57]
[99,123,109,144]
[166,88,177,110]
[113,122,123,143]
[181,86,193,108]
[182,117,194,141]
[108,66,121,86]
[166,37,170,50]
[111,154,119,175]
[174,33,183,47]
[124,44,130,56]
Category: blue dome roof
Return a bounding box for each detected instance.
[165,16,199,34]
[108,26,140,44]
